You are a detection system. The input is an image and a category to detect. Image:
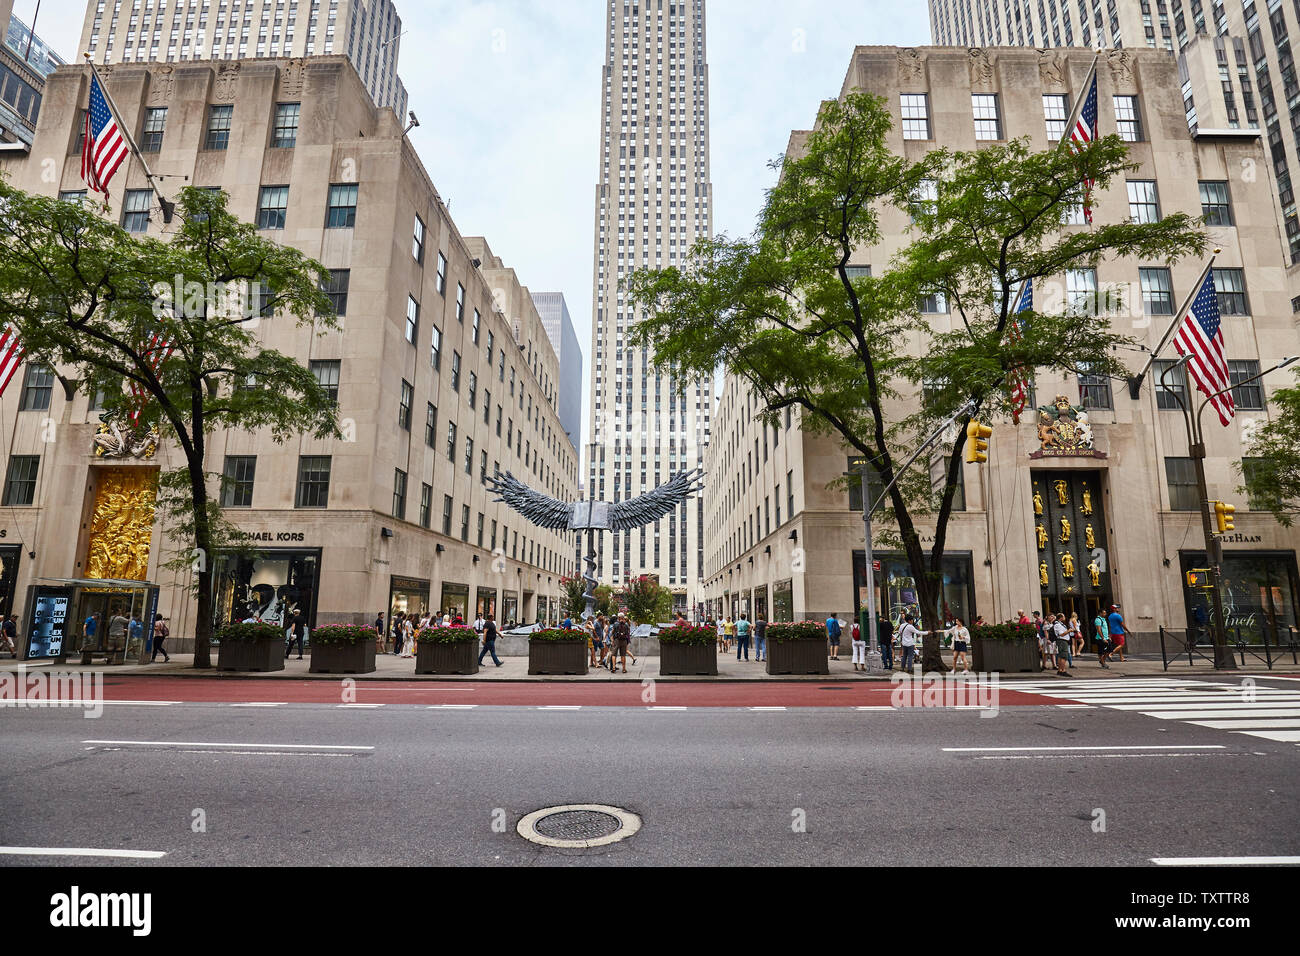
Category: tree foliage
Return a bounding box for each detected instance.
[626,92,1206,669]
[617,575,674,624]
[1238,370,1300,526]
[0,182,342,667]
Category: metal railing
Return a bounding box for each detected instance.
[1160,624,1299,670]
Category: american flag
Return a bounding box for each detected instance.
[0,326,24,399]
[1066,69,1099,224]
[1173,269,1235,427]
[82,73,128,196]
[128,330,175,424]
[1007,279,1032,424]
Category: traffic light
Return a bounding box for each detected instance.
[1186,568,1213,589]
[1213,501,1236,534]
[965,420,992,464]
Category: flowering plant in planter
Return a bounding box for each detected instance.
[657,623,714,646]
[765,621,828,642]
[530,627,586,642]
[215,622,283,642]
[417,624,478,644]
[972,622,1038,643]
[309,624,376,645]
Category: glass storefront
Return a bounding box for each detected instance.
[476,587,497,618]
[502,591,519,628]
[439,582,470,620]
[213,549,321,629]
[389,576,430,623]
[0,545,20,621]
[753,585,768,621]
[772,579,793,622]
[853,550,976,631]
[1179,550,1299,643]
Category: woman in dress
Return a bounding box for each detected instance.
[400,615,417,657]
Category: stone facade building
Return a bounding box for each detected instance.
[702,45,1300,650]
[0,55,580,651]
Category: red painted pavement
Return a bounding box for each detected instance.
[96,677,1070,708]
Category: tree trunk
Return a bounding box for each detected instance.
[915,574,950,673]
[189,455,214,669]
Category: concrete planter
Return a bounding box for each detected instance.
[660,641,718,675]
[971,635,1040,673]
[766,639,829,675]
[309,641,376,674]
[416,641,480,675]
[528,639,588,675]
[217,638,284,672]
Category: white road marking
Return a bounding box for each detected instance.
[0,846,166,859]
[1135,709,1300,720]
[1152,856,1300,866]
[1056,704,1095,709]
[427,704,477,709]
[1234,729,1300,742]
[976,752,1243,760]
[1190,718,1300,730]
[855,705,895,711]
[83,739,374,750]
[336,703,383,708]
[944,744,1225,752]
[231,702,286,708]
[749,706,787,711]
[537,705,582,710]
[647,706,687,710]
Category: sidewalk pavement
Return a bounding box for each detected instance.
[4,648,1297,681]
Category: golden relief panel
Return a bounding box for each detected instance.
[85,468,159,581]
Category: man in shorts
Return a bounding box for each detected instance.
[1051,613,1073,677]
[1107,605,1127,662]
[611,613,632,674]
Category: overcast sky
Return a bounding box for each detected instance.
[19,1,933,451]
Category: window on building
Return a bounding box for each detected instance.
[436,252,447,295]
[398,379,412,430]
[392,469,407,519]
[325,183,357,228]
[1077,361,1113,409]
[18,365,53,411]
[446,420,457,461]
[419,483,432,528]
[1214,268,1248,314]
[456,283,465,323]
[901,93,930,139]
[320,269,349,316]
[468,371,477,409]
[461,504,470,542]
[425,403,437,447]
[451,351,461,391]
[1066,268,1097,315]
[846,456,884,513]
[1114,95,1144,141]
[442,494,453,535]
[309,359,340,403]
[295,455,331,507]
[271,102,299,148]
[140,106,167,151]
[465,436,474,475]
[205,104,233,149]
[787,470,794,517]
[1127,180,1161,223]
[1043,93,1068,140]
[972,93,1002,139]
[122,189,152,232]
[413,215,425,264]
[1153,358,1188,410]
[405,295,419,343]
[472,309,481,345]
[918,290,948,313]
[2,455,39,506]
[1139,267,1173,315]
[1199,180,1233,225]
[1229,359,1265,409]
[1164,456,1199,511]
[430,325,442,370]
[256,185,288,229]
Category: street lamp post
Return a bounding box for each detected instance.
[1159,354,1297,668]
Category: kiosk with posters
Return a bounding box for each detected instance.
[23,578,159,665]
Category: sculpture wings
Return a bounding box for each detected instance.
[487,468,704,532]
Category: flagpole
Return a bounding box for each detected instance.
[1056,49,1102,153]
[1126,251,1219,398]
[82,52,176,223]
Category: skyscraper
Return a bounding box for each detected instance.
[929,0,1300,283]
[78,0,407,116]
[587,0,713,612]
[531,291,582,452]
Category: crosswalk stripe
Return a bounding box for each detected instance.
[1138,709,1300,720]
[1190,718,1300,729]
[1234,730,1300,742]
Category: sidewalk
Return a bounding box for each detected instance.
[4,649,1297,681]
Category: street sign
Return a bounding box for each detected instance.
[872,560,880,572]
[1185,568,1213,589]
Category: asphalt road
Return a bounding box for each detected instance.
[2,674,1298,866]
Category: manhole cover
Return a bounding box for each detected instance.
[516,804,642,849]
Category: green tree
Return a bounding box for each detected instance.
[1237,370,1300,526]
[594,584,616,618]
[559,574,587,619]
[0,183,341,668]
[617,575,674,625]
[627,92,1204,670]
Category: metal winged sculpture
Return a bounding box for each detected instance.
[487,467,704,619]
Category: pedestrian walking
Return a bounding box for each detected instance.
[478,613,503,667]
[82,612,100,654]
[877,615,894,670]
[898,614,927,673]
[1094,609,1112,668]
[611,613,632,673]
[1051,613,1073,676]
[723,615,736,652]
[106,608,129,661]
[1107,604,1127,662]
[375,611,386,655]
[151,615,171,663]
[851,619,868,671]
[826,613,843,660]
[1069,612,1084,658]
[950,616,971,674]
[390,612,405,655]
[285,611,305,660]
[735,613,751,661]
[400,615,416,658]
[754,612,767,662]
[1,614,17,658]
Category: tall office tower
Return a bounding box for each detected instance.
[79,0,407,115]
[531,291,583,452]
[929,0,1300,291]
[1,0,65,148]
[587,0,713,613]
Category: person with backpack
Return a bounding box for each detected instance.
[877,615,894,670]
[825,614,843,660]
[1094,609,1112,668]
[610,613,632,674]
[851,618,867,671]
[151,615,171,663]
[735,613,752,661]
[897,614,929,673]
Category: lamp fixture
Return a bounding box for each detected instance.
[788,529,798,542]
[436,544,445,554]
[764,545,771,555]
[380,527,394,538]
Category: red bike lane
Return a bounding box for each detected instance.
[95,677,1070,708]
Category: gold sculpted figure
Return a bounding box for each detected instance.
[1061,552,1075,577]
[84,469,158,581]
[1033,489,1044,516]
[1036,524,1048,550]
[1059,516,1071,544]
[1081,485,1093,515]
[1087,560,1101,588]
[1084,524,1095,550]
[1040,561,1049,587]
[1053,479,1069,507]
